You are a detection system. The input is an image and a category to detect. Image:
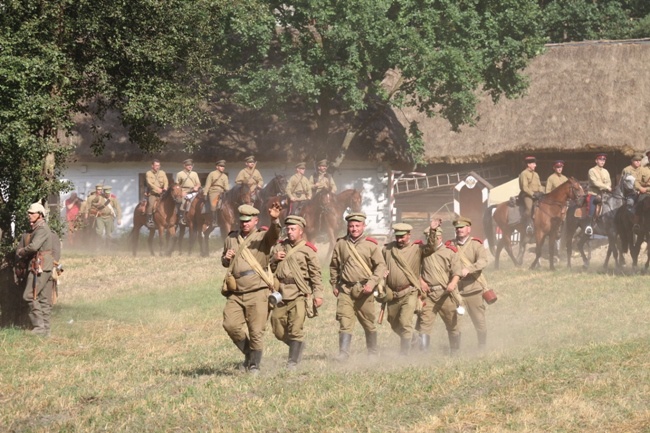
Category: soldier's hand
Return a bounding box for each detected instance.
[430,218,442,230]
[332,287,339,297]
[420,281,430,293]
[268,202,282,219]
[461,268,470,278]
[16,248,25,258]
[314,297,323,308]
[274,251,286,261]
[446,283,457,292]
[362,284,373,294]
[224,249,235,260]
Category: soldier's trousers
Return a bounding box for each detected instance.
[461,290,486,343]
[147,195,159,215]
[386,290,418,339]
[23,272,52,332]
[95,217,114,239]
[208,192,222,212]
[222,288,269,351]
[416,292,459,338]
[336,291,376,334]
[270,297,306,342]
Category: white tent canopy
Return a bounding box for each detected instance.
[488,178,520,206]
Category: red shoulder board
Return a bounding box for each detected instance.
[305,241,318,252]
[414,240,424,245]
[446,244,458,253]
[471,237,483,244]
[445,240,453,247]
[365,237,379,245]
[260,226,269,231]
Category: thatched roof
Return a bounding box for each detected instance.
[401,39,650,164]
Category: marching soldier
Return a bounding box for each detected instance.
[286,162,312,215]
[269,215,324,369]
[586,153,612,235]
[176,159,201,225]
[447,216,490,350]
[310,159,337,195]
[95,185,122,246]
[518,156,543,235]
[203,160,229,225]
[235,155,264,195]
[145,159,169,228]
[15,203,54,336]
[545,160,568,193]
[221,203,282,374]
[84,184,106,248]
[382,220,436,355]
[416,221,463,354]
[330,212,387,361]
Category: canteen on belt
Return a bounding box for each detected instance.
[268,291,283,307]
[482,289,498,305]
[456,305,466,316]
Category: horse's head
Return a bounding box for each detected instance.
[621,173,636,195]
[568,177,586,206]
[272,174,287,196]
[170,184,184,204]
[238,183,253,205]
[347,189,362,213]
[316,190,335,208]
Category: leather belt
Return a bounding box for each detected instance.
[428,285,444,290]
[342,279,368,287]
[234,269,255,279]
[392,284,413,292]
[281,278,297,285]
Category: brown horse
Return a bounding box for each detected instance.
[177,190,217,256]
[131,184,183,256]
[215,183,252,242]
[484,177,584,270]
[258,175,288,228]
[300,189,363,259]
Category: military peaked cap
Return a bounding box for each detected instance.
[524,156,536,164]
[596,153,607,160]
[553,160,565,168]
[183,158,194,165]
[95,184,104,189]
[453,216,472,228]
[296,162,306,169]
[103,186,112,192]
[238,204,260,221]
[392,223,413,236]
[244,155,256,163]
[317,159,329,167]
[284,215,306,228]
[345,212,367,222]
[216,160,226,167]
[632,154,643,162]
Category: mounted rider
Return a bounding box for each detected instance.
[145,159,169,228]
[518,156,543,235]
[586,153,612,236]
[204,160,229,225]
[310,159,337,195]
[235,155,264,202]
[545,160,568,193]
[176,158,201,226]
[621,153,644,211]
[286,162,312,215]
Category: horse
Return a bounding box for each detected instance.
[484,178,584,269]
[614,173,637,267]
[215,183,252,242]
[528,178,585,270]
[258,175,288,227]
[130,184,183,256]
[630,195,650,270]
[565,175,631,269]
[177,189,216,257]
[300,188,363,259]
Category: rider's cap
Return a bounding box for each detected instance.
[632,153,643,162]
[596,153,607,160]
[95,184,103,189]
[453,216,472,228]
[317,159,329,167]
[244,155,256,163]
[345,212,367,222]
[103,186,112,192]
[392,223,413,236]
[296,162,306,169]
[238,204,260,221]
[216,160,226,167]
[27,202,46,215]
[553,160,565,168]
[284,215,306,228]
[183,158,194,165]
[524,156,536,164]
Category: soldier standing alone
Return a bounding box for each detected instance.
[329,212,387,361]
[95,185,122,246]
[270,215,324,369]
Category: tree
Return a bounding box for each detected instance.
[227,0,547,168]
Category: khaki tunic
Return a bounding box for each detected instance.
[95,195,122,239]
[145,169,169,213]
[382,234,435,339]
[417,245,463,336]
[588,165,611,195]
[545,173,568,193]
[204,170,229,211]
[235,168,264,189]
[286,174,313,201]
[519,168,542,217]
[221,222,281,351]
[330,234,387,333]
[310,172,337,194]
[176,170,201,196]
[633,166,650,192]
[270,240,323,342]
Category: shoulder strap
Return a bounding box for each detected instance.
[390,246,421,288]
[277,240,312,295]
[237,234,275,288]
[344,239,373,278]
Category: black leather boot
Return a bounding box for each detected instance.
[248,350,263,374]
[234,339,250,371]
[287,340,304,369]
[335,333,352,362]
[420,334,431,352]
[365,330,378,357]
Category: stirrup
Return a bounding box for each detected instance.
[584,225,593,236]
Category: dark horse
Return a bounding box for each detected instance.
[177,190,217,257]
[300,189,363,259]
[259,175,288,228]
[565,175,631,269]
[131,184,183,256]
[630,194,650,270]
[215,183,252,242]
[484,177,584,269]
[616,174,650,269]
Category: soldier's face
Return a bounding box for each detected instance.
[527,162,536,171]
[217,165,225,172]
[240,216,258,234]
[27,211,40,224]
[246,162,255,168]
[297,168,305,175]
[96,188,103,195]
[596,157,606,167]
[554,166,563,174]
[318,165,327,173]
[347,221,365,238]
[152,162,160,172]
[286,224,303,242]
[396,233,411,247]
[455,225,471,240]
[184,163,193,171]
[632,160,641,168]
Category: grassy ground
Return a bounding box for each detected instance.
[1,241,650,432]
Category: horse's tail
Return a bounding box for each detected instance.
[483,205,497,256]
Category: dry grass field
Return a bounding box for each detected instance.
[1,239,650,432]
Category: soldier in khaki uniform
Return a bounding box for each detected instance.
[235,155,264,196]
[632,154,650,229]
[286,162,312,215]
[203,160,229,225]
[310,159,337,195]
[84,184,110,248]
[382,221,436,355]
[221,203,282,373]
[269,215,324,369]
[545,160,568,193]
[586,153,612,235]
[620,154,643,211]
[416,223,463,354]
[16,203,54,336]
[330,212,387,361]
[518,156,543,234]
[145,159,169,228]
[447,216,489,350]
[176,159,201,225]
[95,186,122,246]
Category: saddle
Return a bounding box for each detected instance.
[137,199,147,215]
[575,195,602,219]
